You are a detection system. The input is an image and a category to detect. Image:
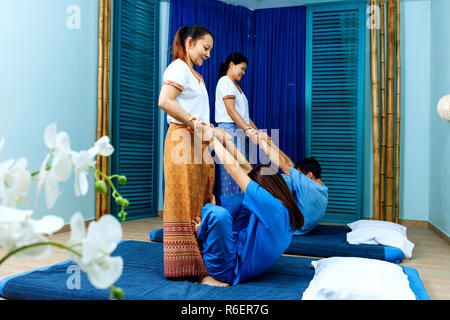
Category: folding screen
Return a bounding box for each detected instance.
[111,0,160,219]
[305,2,366,223]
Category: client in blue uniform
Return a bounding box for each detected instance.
[289,158,328,235]
[191,123,304,286]
[254,132,328,235]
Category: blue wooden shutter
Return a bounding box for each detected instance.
[112,0,159,220]
[305,3,365,223]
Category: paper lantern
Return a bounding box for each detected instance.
[437,94,450,121]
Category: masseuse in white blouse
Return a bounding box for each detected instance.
[158,24,228,288]
[214,52,261,197]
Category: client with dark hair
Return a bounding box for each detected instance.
[256,136,328,235]
[191,121,304,286]
[295,157,322,180]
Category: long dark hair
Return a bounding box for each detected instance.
[248,164,304,231]
[217,52,248,82]
[170,24,213,63]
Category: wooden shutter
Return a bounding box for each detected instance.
[112,0,159,220]
[305,3,365,223]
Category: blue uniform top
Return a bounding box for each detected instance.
[285,167,328,235]
[233,180,294,285]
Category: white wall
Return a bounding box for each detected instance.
[400,0,431,221]
[428,0,450,236]
[0,0,99,223]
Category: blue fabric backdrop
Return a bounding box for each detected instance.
[250,6,306,164]
[167,0,306,164]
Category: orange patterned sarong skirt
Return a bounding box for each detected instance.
[163,123,215,278]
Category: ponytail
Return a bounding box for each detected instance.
[169,24,213,63]
[217,52,248,82]
[217,56,232,80]
[171,26,190,62]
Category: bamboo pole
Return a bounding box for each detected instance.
[96,0,112,220]
[395,0,401,224]
[106,0,111,214]
[385,0,396,222]
[96,0,105,220]
[96,0,104,140]
[101,0,108,217]
[101,0,111,216]
[379,0,387,221]
[370,0,380,221]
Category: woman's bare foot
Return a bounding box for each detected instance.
[191,217,202,236]
[199,276,230,287]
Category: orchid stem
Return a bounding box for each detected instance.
[30,164,52,178]
[92,168,127,222]
[0,243,123,300]
[94,168,119,194]
[0,241,81,266]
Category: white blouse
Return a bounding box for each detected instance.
[215,75,249,124]
[162,59,210,124]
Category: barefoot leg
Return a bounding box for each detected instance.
[199,276,230,287]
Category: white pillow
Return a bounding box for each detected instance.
[301,257,416,300]
[347,219,407,236]
[346,220,414,259]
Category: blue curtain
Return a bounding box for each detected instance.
[249,7,306,164]
[167,0,306,163]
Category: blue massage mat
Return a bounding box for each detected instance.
[150,224,404,264]
[0,241,428,300]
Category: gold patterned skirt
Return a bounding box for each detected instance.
[163,123,215,278]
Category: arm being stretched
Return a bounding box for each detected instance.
[210,136,251,193]
[268,139,295,169]
[213,127,253,174]
[245,127,294,171]
[191,120,252,191]
[258,137,292,176]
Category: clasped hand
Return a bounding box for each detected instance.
[188,116,231,147]
[245,128,271,146]
[189,116,271,149]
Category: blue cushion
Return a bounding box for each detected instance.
[0,241,313,300]
[0,241,428,300]
[286,224,404,264]
[149,224,404,264]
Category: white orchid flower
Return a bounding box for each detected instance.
[36,153,73,209]
[43,123,72,154]
[68,136,113,198]
[2,168,31,208]
[0,158,32,207]
[36,123,73,209]
[3,157,27,183]
[0,204,32,223]
[67,212,123,289]
[71,150,96,197]
[0,205,64,259]
[0,158,14,200]
[88,136,114,157]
